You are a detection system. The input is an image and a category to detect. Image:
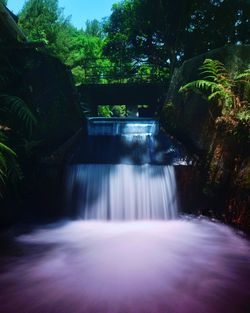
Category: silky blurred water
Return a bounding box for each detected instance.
[0,219,249,313]
[65,164,178,220]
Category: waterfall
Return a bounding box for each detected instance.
[65,164,178,220]
[66,118,180,220]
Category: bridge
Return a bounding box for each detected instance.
[76,58,169,117]
[78,83,168,117]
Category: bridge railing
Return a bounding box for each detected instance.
[77,58,170,84]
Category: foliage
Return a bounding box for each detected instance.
[179,59,250,135]
[85,19,104,38]
[0,66,37,195]
[0,95,37,194]
[104,0,250,73]
[18,0,114,84]
[17,0,171,84]
[63,30,105,84]
[19,0,66,54]
[0,132,22,196]
[0,0,7,5]
[0,95,37,135]
[15,0,250,84]
[98,105,113,117]
[111,105,127,117]
[98,105,127,117]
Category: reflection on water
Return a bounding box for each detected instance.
[0,219,250,313]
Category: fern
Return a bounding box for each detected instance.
[200,59,227,80]
[180,80,221,93]
[0,56,37,196]
[0,142,16,157]
[0,133,21,196]
[0,94,37,134]
[179,59,250,135]
[236,68,250,78]
[235,69,250,82]
[179,59,236,111]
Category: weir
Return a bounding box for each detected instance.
[2,120,250,313]
[65,118,181,220]
[87,117,159,136]
[66,164,177,220]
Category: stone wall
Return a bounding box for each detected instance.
[163,44,250,152]
[163,45,250,231]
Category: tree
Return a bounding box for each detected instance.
[85,19,104,38]
[19,0,68,56]
[104,0,250,73]
[18,1,111,84]
[63,30,105,84]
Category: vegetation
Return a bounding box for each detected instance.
[98,105,127,117]
[104,0,250,74]
[0,93,37,195]
[18,0,108,84]
[0,0,250,224]
[179,59,250,136]
[14,0,250,85]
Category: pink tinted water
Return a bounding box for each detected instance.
[0,219,249,313]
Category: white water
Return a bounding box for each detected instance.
[1,120,249,313]
[65,164,178,220]
[87,118,159,136]
[0,220,249,313]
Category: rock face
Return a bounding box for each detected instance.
[0,48,82,226]
[1,49,81,150]
[164,44,250,152]
[163,45,250,231]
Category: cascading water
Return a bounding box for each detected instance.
[1,118,250,313]
[65,164,177,220]
[65,118,179,220]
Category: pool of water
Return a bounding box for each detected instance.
[0,218,249,313]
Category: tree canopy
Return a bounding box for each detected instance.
[104,0,250,72]
[14,0,250,83]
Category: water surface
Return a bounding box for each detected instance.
[0,219,249,313]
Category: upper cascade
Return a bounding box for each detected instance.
[70,118,186,165]
[87,118,159,136]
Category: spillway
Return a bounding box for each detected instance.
[65,118,180,220]
[1,118,250,313]
[65,164,178,220]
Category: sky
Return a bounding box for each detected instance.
[7,0,117,29]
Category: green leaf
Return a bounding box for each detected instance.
[0,95,37,134]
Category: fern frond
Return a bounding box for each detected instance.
[199,59,229,84]
[180,80,221,94]
[0,142,16,157]
[208,90,225,101]
[0,95,37,134]
[0,141,19,192]
[236,69,250,81]
[0,152,7,173]
[199,74,218,80]
[179,58,249,130]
